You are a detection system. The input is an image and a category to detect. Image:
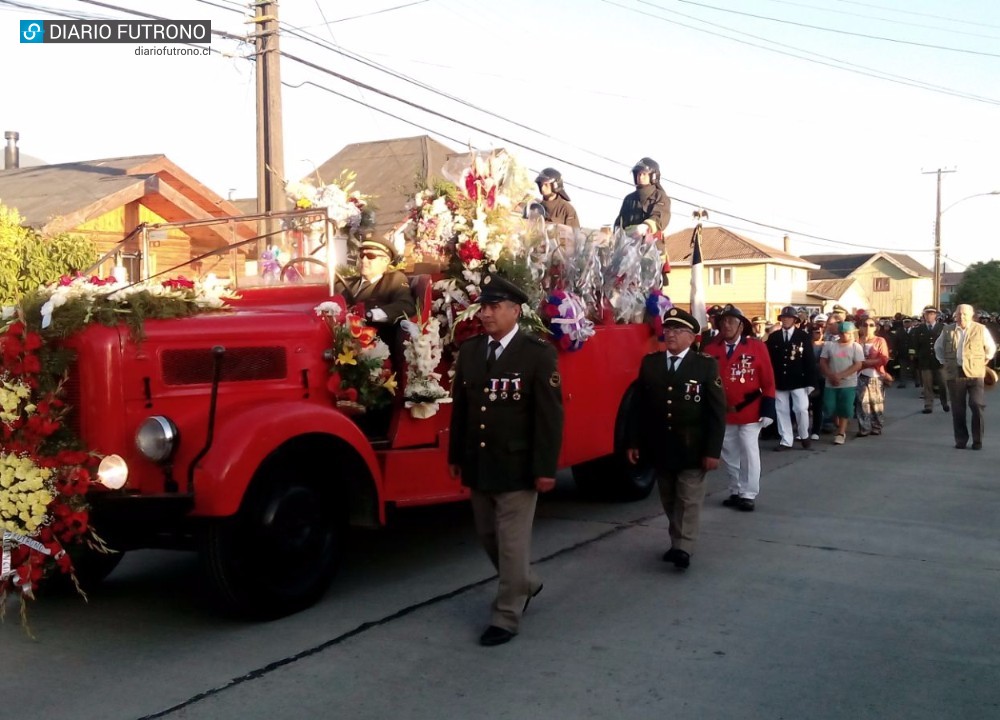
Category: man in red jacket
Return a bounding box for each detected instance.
[704,305,777,511]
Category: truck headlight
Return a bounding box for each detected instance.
[135,415,179,463]
[97,454,129,489]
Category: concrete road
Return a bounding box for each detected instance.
[3,386,998,720]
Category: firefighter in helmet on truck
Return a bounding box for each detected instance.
[614,157,672,284]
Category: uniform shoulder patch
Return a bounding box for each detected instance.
[549,371,562,388]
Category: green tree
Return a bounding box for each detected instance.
[0,202,97,305]
[953,260,1000,313]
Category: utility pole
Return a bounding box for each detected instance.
[254,1,287,218]
[922,167,956,310]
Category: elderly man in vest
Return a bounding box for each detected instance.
[934,304,998,450]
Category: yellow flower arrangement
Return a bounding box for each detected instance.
[0,453,55,536]
[0,378,33,424]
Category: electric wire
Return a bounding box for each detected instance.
[833,0,1000,31]
[672,0,1000,58]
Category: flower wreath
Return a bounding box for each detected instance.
[542,290,595,352]
[314,298,396,414]
[402,314,451,419]
[1,273,236,630]
[644,289,674,341]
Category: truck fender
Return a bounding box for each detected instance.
[191,402,382,518]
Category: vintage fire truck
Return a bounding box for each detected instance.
[72,211,657,618]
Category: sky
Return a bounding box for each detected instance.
[1,0,998,273]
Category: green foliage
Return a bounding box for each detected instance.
[953,260,1000,312]
[0,202,97,305]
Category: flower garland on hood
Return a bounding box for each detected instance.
[1,273,236,630]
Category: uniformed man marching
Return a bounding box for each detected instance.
[448,274,564,647]
[626,307,726,570]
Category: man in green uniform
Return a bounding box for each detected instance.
[626,307,726,570]
[449,274,564,646]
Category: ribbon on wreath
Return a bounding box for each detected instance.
[1,530,52,582]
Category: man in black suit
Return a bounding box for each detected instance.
[448,274,564,647]
[626,307,726,570]
[334,237,415,326]
[912,305,949,413]
[765,305,816,450]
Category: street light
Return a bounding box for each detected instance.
[933,190,1000,309]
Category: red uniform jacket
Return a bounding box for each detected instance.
[704,335,777,425]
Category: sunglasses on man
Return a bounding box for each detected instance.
[361,251,388,260]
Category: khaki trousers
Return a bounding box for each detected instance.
[470,488,542,633]
[656,467,707,553]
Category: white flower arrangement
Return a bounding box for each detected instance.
[0,453,54,536]
[402,316,451,419]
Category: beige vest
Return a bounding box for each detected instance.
[940,322,987,380]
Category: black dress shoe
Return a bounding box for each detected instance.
[972,442,983,450]
[523,584,543,613]
[774,444,791,452]
[671,549,690,569]
[942,404,950,412]
[955,442,967,449]
[922,409,932,414]
[722,494,740,507]
[737,498,755,512]
[479,625,516,646]
[799,438,812,449]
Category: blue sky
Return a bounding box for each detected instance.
[1,0,998,272]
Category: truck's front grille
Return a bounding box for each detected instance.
[161,347,287,385]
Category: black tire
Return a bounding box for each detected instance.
[572,381,656,501]
[573,454,655,501]
[201,471,346,619]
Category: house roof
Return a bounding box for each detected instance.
[662,226,818,269]
[802,252,931,280]
[940,271,964,286]
[311,135,458,237]
[0,154,254,247]
[806,278,856,301]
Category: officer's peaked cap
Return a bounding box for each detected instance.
[479,273,530,305]
[662,307,700,335]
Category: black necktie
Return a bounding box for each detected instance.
[486,340,501,372]
[668,356,679,373]
[726,343,735,359]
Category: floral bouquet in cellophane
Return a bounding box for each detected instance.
[314,299,396,414]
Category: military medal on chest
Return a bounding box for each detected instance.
[684,380,703,402]
[488,378,500,402]
[789,342,799,361]
[511,376,522,401]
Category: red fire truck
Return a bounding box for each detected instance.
[72,212,657,618]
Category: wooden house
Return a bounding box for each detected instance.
[803,252,933,317]
[0,154,254,280]
[661,226,820,321]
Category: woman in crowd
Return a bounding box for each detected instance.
[855,315,890,437]
[819,321,864,445]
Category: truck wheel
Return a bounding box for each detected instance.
[202,473,345,619]
[573,454,656,501]
[573,380,656,501]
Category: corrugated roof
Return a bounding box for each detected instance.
[802,252,931,279]
[311,135,458,238]
[807,278,856,300]
[0,155,163,227]
[663,226,818,268]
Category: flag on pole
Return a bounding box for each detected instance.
[690,224,707,330]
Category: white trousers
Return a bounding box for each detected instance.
[775,387,811,447]
[721,422,763,499]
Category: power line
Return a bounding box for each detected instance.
[833,0,1000,31]
[601,0,1000,106]
[298,0,430,27]
[672,0,1000,58]
[57,0,941,253]
[758,0,1000,41]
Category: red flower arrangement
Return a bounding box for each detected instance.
[1,319,106,629]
